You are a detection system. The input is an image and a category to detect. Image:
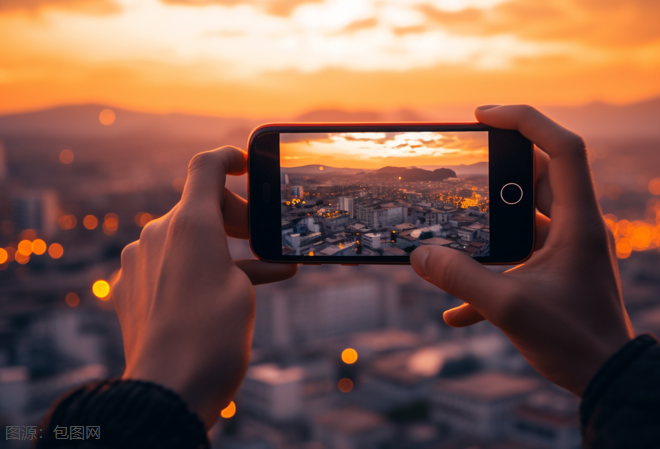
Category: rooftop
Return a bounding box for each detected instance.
[420,237,453,247]
[434,372,542,402]
[314,407,387,435]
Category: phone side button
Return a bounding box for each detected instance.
[341,264,359,266]
[263,183,270,203]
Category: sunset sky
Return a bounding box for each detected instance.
[1,0,659,117]
[280,131,487,167]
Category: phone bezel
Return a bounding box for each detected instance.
[248,122,535,265]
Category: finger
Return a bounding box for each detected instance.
[410,246,508,314]
[535,211,551,251]
[222,188,249,239]
[234,259,298,286]
[535,147,552,218]
[443,303,486,327]
[182,146,247,209]
[475,105,599,220]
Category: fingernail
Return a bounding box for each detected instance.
[410,247,430,277]
[476,104,500,111]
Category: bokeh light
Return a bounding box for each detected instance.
[48,243,64,259]
[83,215,99,230]
[65,292,80,308]
[103,213,119,235]
[59,149,74,164]
[135,212,153,227]
[341,348,358,364]
[0,248,7,264]
[650,178,660,196]
[32,239,47,255]
[220,401,236,419]
[172,177,186,193]
[92,280,111,299]
[20,229,37,240]
[59,215,77,230]
[5,247,16,263]
[99,109,116,126]
[338,378,354,393]
[15,252,30,265]
[18,240,33,256]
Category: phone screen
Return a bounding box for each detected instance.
[279,131,489,258]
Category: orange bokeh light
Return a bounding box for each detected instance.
[17,240,33,256]
[92,280,111,299]
[48,243,64,259]
[341,348,358,364]
[650,178,660,196]
[103,213,119,235]
[65,292,80,308]
[59,215,77,230]
[83,215,99,230]
[0,248,7,264]
[20,229,37,240]
[99,109,116,126]
[338,378,354,393]
[15,252,30,264]
[32,239,47,255]
[220,401,236,419]
[135,212,153,227]
[59,149,74,164]
[5,247,16,263]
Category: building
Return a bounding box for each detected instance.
[291,185,304,198]
[338,196,355,218]
[11,190,59,238]
[283,232,322,255]
[419,237,453,248]
[431,372,542,441]
[510,391,581,449]
[363,233,381,250]
[253,275,400,349]
[312,407,394,449]
[240,364,305,422]
[357,203,408,229]
[457,227,478,242]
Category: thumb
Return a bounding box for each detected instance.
[410,246,507,315]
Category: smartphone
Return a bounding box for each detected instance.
[248,123,534,265]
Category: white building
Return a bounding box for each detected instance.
[362,204,407,229]
[284,232,322,255]
[240,364,304,422]
[431,372,542,441]
[338,196,355,218]
[312,407,394,449]
[253,275,400,349]
[363,233,381,250]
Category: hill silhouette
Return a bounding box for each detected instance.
[371,166,456,182]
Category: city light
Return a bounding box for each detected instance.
[135,212,153,227]
[220,401,236,419]
[99,109,116,126]
[103,213,119,235]
[59,215,77,230]
[15,252,29,265]
[17,240,33,256]
[48,243,64,259]
[341,348,358,364]
[65,292,80,308]
[650,178,660,195]
[32,239,47,255]
[0,248,8,264]
[83,215,99,230]
[59,149,74,164]
[338,378,353,393]
[92,280,111,299]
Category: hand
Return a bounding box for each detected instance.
[111,147,297,428]
[410,105,633,396]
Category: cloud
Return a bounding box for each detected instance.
[418,0,660,47]
[161,0,323,17]
[0,0,121,14]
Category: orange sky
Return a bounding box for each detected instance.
[280,131,488,167]
[1,0,659,117]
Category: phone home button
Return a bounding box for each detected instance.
[500,183,523,205]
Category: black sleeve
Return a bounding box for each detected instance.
[34,379,209,449]
[580,334,660,448]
